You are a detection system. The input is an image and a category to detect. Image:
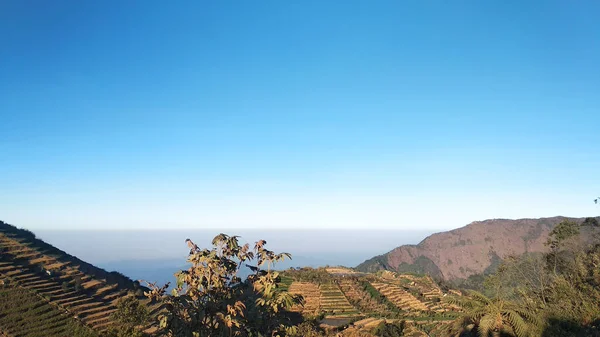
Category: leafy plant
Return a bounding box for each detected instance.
[445,291,540,337]
[145,234,303,337]
[107,296,149,337]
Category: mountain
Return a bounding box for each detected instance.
[356,216,596,280]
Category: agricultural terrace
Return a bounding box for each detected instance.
[287,282,320,314]
[337,278,391,315]
[0,283,99,337]
[370,282,429,312]
[0,223,160,334]
[319,283,358,316]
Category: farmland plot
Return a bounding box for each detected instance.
[370,282,429,312]
[319,283,358,316]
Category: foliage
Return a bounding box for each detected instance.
[107,296,149,337]
[372,320,406,337]
[281,267,333,284]
[288,320,325,337]
[112,296,149,326]
[538,244,600,336]
[395,256,443,279]
[545,220,581,275]
[74,275,83,292]
[446,218,600,337]
[145,233,303,337]
[445,291,540,337]
[583,217,599,227]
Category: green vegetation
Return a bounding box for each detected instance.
[355,255,391,273]
[0,283,99,337]
[444,218,600,337]
[279,276,294,291]
[281,267,334,284]
[395,256,443,279]
[107,297,149,337]
[372,320,406,337]
[446,291,539,337]
[358,279,400,315]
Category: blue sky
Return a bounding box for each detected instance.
[1,1,599,231]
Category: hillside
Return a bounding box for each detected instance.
[0,220,157,335]
[0,282,99,337]
[0,221,466,337]
[279,267,460,336]
[356,216,597,280]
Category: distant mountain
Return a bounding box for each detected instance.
[356,216,596,280]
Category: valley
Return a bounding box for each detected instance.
[2,216,600,336]
[0,220,462,337]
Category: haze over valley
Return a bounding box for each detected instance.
[35,229,434,284]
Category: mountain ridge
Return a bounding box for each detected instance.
[356,216,594,280]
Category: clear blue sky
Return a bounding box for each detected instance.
[1,1,599,231]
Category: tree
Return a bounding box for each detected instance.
[288,320,325,337]
[74,276,83,293]
[112,296,149,326]
[545,220,580,275]
[145,234,303,337]
[108,296,149,337]
[539,244,600,336]
[373,320,406,337]
[582,217,599,227]
[62,281,70,292]
[494,254,552,308]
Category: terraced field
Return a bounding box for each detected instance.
[0,283,98,337]
[338,279,390,314]
[319,283,358,316]
[288,282,320,314]
[370,282,429,312]
[282,267,465,321]
[325,267,359,275]
[0,222,157,334]
[419,288,451,312]
[392,275,455,312]
[279,275,293,291]
[352,317,386,329]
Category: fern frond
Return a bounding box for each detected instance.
[463,308,492,323]
[444,295,482,309]
[468,290,493,306]
[512,307,541,325]
[504,310,529,337]
[450,315,474,335]
[477,315,496,337]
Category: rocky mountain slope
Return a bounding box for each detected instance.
[356,216,594,280]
